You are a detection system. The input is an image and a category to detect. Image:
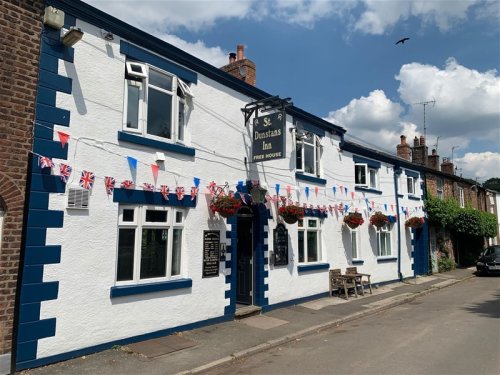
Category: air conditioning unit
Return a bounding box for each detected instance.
[67,188,90,209]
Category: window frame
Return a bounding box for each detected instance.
[376,223,392,257]
[436,178,444,200]
[407,176,415,195]
[123,62,190,144]
[459,187,465,208]
[298,217,322,264]
[355,163,378,189]
[296,133,322,177]
[350,228,360,260]
[115,205,185,285]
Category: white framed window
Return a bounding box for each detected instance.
[124,61,192,143]
[436,178,444,200]
[459,187,465,208]
[355,163,378,189]
[377,224,392,257]
[298,218,322,263]
[351,229,359,259]
[116,205,184,284]
[407,176,415,195]
[296,132,321,177]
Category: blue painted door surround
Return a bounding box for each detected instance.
[413,223,429,275]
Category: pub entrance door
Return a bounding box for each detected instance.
[236,208,253,305]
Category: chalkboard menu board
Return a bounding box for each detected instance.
[203,231,220,278]
[273,224,289,266]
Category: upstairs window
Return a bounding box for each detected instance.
[124,61,192,143]
[436,178,444,200]
[459,187,465,208]
[407,176,415,195]
[355,164,378,189]
[296,132,321,177]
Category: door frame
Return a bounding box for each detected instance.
[236,207,254,305]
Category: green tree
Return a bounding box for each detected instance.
[483,177,500,192]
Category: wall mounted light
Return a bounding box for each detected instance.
[101,30,114,41]
[43,6,65,29]
[61,27,84,47]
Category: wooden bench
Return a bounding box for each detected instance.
[329,269,358,299]
[345,267,373,296]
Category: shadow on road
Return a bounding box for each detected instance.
[462,290,500,319]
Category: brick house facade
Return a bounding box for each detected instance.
[0,0,44,371]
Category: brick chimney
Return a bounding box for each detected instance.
[396,135,411,161]
[427,149,440,170]
[412,136,428,166]
[441,157,454,174]
[220,44,256,86]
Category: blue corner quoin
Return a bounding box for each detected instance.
[16,18,76,370]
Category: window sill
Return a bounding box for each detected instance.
[118,131,195,157]
[352,259,364,265]
[110,278,192,298]
[355,186,382,195]
[295,173,327,185]
[397,194,404,198]
[376,257,397,263]
[408,195,421,201]
[297,262,330,273]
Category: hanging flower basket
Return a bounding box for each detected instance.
[344,212,364,229]
[278,205,305,224]
[369,211,389,228]
[210,195,242,218]
[405,217,425,229]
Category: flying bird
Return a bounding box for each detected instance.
[396,37,410,45]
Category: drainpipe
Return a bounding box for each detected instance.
[394,166,403,281]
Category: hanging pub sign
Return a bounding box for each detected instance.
[252,111,286,163]
[203,230,220,278]
[273,224,289,266]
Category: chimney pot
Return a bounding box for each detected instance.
[229,52,236,64]
[420,135,425,145]
[237,44,244,60]
[414,136,419,146]
[400,135,407,144]
[432,149,436,155]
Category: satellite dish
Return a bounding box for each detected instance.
[239,66,246,77]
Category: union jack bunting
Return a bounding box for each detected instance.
[160,185,169,200]
[190,186,198,201]
[142,183,155,192]
[79,170,95,190]
[175,186,185,201]
[38,156,54,169]
[280,196,287,205]
[239,192,246,205]
[104,176,115,195]
[121,180,134,189]
[59,164,72,183]
[207,181,217,196]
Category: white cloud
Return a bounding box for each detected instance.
[455,152,500,181]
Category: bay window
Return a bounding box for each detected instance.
[298,218,322,263]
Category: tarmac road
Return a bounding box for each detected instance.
[203,276,500,375]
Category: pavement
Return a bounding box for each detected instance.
[24,268,475,375]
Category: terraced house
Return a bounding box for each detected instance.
[7,0,429,371]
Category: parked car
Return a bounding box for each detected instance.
[476,245,500,275]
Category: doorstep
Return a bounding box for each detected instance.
[235,305,262,319]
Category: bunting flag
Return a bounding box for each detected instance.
[240,192,247,205]
[351,191,355,200]
[391,204,394,212]
[79,170,95,190]
[384,204,388,211]
[286,185,292,197]
[190,186,199,200]
[371,200,375,208]
[160,185,169,200]
[345,187,349,195]
[104,176,115,195]
[275,183,280,196]
[121,180,134,189]
[176,186,185,201]
[207,181,217,196]
[143,183,155,192]
[339,185,343,194]
[305,186,310,200]
[194,177,201,188]
[57,131,70,148]
[151,164,159,182]
[314,186,319,197]
[59,164,72,183]
[38,156,54,169]
[280,196,287,205]
[127,156,137,170]
[333,186,337,195]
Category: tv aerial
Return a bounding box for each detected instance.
[414,98,436,140]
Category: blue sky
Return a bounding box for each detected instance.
[85,0,499,181]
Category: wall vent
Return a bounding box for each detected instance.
[67,188,90,209]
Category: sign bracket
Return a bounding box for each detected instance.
[241,96,292,125]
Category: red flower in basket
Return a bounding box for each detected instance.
[278,204,305,224]
[344,212,364,229]
[405,217,424,229]
[210,195,242,218]
[369,211,389,228]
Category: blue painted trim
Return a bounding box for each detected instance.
[27,210,64,228]
[118,131,196,157]
[297,263,330,273]
[29,192,49,210]
[34,121,60,140]
[120,40,197,84]
[36,103,70,126]
[302,121,326,137]
[40,37,74,63]
[304,208,328,218]
[16,341,38,363]
[295,173,327,185]
[39,69,72,94]
[113,189,197,207]
[352,260,364,265]
[17,318,57,342]
[377,257,398,263]
[353,155,381,169]
[30,173,66,193]
[19,303,41,323]
[37,86,57,106]
[408,195,421,201]
[254,204,269,307]
[404,170,419,178]
[39,52,59,73]
[397,194,404,198]
[355,186,383,195]
[20,282,59,304]
[22,266,44,285]
[16,314,233,371]
[261,292,329,313]
[25,228,47,247]
[110,278,192,298]
[24,246,61,265]
[33,138,69,160]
